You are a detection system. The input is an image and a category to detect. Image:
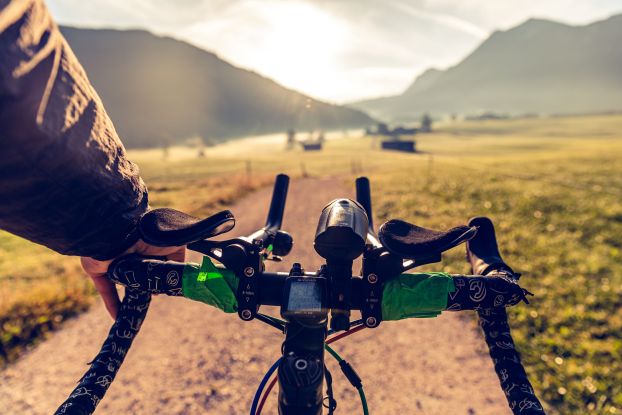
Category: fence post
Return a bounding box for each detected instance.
[426,154,434,188]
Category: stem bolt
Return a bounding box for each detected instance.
[367,273,378,284]
[241,309,253,320]
[294,359,308,371]
[365,317,378,327]
[244,267,255,277]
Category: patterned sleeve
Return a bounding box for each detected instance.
[0,0,148,260]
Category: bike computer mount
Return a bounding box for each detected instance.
[280,263,328,326]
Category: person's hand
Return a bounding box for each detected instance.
[81,240,186,319]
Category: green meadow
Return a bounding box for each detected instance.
[1,115,621,414]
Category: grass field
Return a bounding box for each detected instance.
[1,115,621,414]
[368,116,622,415]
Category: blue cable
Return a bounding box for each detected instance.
[249,319,364,414]
[250,357,282,415]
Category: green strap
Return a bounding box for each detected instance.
[381,272,455,321]
[181,259,454,319]
[182,257,239,313]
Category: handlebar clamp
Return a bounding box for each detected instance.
[236,241,263,321]
[361,250,384,328]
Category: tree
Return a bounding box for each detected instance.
[421,114,432,133]
[286,129,296,149]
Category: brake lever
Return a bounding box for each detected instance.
[188,232,284,323]
[188,237,252,255]
[359,242,443,329]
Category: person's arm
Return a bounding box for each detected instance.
[0,0,147,259]
[0,0,184,318]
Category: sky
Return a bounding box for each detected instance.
[47,0,622,104]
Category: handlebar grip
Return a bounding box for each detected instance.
[445,275,531,311]
[355,177,374,231]
[382,273,531,321]
[108,255,239,313]
[246,174,290,248]
[265,173,289,230]
[478,308,546,414]
[108,254,186,296]
[54,289,151,415]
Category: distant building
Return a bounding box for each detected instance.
[369,122,417,137]
[302,130,324,151]
[377,122,390,136]
[381,140,416,153]
[302,142,322,151]
[466,112,510,121]
[392,126,418,135]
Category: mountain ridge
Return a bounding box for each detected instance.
[60,26,374,148]
[351,13,622,121]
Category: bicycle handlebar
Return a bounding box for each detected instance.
[54,289,150,415]
[355,177,374,231]
[106,256,529,314]
[265,173,289,231]
[242,173,293,257]
[53,256,534,415]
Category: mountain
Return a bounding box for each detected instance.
[60,27,373,147]
[352,14,622,121]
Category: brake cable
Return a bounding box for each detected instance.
[324,343,369,415]
[255,313,286,332]
[251,314,349,413]
[249,357,282,415]
[323,364,337,414]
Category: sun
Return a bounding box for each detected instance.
[180,0,350,102]
[252,1,348,101]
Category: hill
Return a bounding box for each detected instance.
[60,27,374,147]
[352,14,622,121]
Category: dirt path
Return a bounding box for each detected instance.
[0,177,510,415]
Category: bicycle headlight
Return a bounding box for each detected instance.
[314,199,369,262]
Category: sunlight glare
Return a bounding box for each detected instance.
[255,1,347,101]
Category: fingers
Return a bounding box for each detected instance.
[81,257,120,319]
[131,240,186,262]
[80,241,185,319]
[128,241,186,261]
[166,246,186,262]
[91,274,121,319]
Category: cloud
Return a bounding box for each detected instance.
[388,1,488,38]
[47,0,621,102]
[417,0,622,30]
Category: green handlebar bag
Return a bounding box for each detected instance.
[382,272,455,320]
[182,257,239,313]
